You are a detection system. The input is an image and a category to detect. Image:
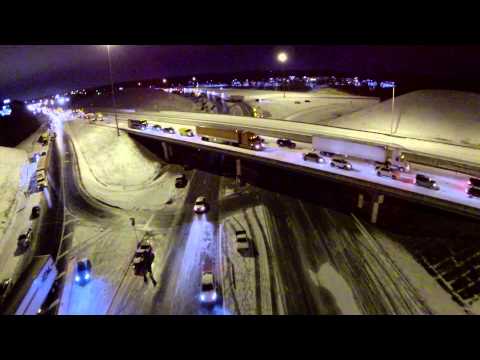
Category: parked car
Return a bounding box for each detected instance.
[30,205,41,219]
[152,124,162,131]
[331,157,353,170]
[75,258,92,286]
[193,196,209,214]
[200,271,218,305]
[376,166,399,180]
[415,174,439,190]
[175,174,188,188]
[277,138,296,148]
[236,230,250,253]
[163,127,175,134]
[303,152,324,163]
[468,177,480,188]
[17,228,33,249]
[467,186,480,199]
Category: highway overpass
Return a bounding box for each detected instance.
[76,109,480,220]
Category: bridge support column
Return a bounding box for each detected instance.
[161,142,170,162]
[370,194,384,224]
[236,159,242,185]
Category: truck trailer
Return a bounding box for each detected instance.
[196,126,264,151]
[312,135,410,171]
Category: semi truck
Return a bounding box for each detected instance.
[312,135,410,171]
[1,256,57,315]
[196,126,264,151]
[128,119,148,130]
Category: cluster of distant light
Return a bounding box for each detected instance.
[70,89,87,96]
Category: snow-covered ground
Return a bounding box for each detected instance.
[64,119,176,210]
[326,90,480,148]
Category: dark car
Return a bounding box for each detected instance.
[467,186,480,199]
[75,258,92,286]
[303,152,325,163]
[175,174,188,188]
[163,127,175,134]
[0,278,13,300]
[30,205,41,219]
[152,124,162,131]
[17,228,33,249]
[277,138,296,148]
[415,174,439,190]
[468,177,480,188]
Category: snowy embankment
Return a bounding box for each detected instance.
[327,90,480,148]
[0,147,28,242]
[66,120,173,210]
[74,88,199,113]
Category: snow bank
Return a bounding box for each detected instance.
[74,88,198,113]
[327,90,480,147]
[0,147,27,241]
[67,120,161,188]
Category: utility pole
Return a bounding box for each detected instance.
[107,45,120,137]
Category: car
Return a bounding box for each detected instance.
[163,127,175,134]
[37,180,47,191]
[236,230,250,253]
[277,138,296,148]
[320,151,336,157]
[0,278,13,300]
[468,177,480,188]
[466,186,480,199]
[305,99,311,103]
[30,205,41,219]
[200,271,218,304]
[179,128,194,137]
[175,174,188,188]
[75,258,92,286]
[193,196,209,214]
[330,157,353,170]
[152,124,162,131]
[376,166,399,180]
[303,152,325,163]
[415,174,439,190]
[294,101,301,104]
[17,228,33,249]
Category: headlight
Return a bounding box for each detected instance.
[75,275,80,282]
[85,273,90,280]
[212,293,217,301]
[200,294,206,302]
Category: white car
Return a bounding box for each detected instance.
[236,230,250,253]
[330,157,352,170]
[193,196,209,214]
[200,271,218,304]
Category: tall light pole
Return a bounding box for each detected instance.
[390,83,396,135]
[106,45,120,137]
[277,52,288,98]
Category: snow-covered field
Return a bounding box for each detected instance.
[327,90,480,148]
[0,147,28,242]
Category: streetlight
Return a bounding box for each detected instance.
[277,52,288,98]
[390,82,396,135]
[106,45,120,137]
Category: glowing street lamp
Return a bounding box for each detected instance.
[277,52,288,98]
[106,45,120,136]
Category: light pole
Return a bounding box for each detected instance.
[390,83,396,135]
[277,52,288,98]
[106,45,120,137]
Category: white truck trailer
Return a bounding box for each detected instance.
[312,135,410,171]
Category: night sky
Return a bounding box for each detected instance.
[1,45,479,100]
